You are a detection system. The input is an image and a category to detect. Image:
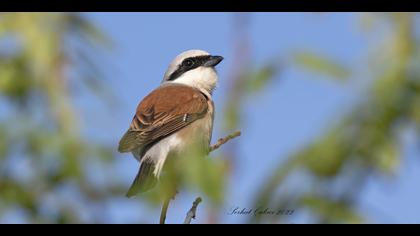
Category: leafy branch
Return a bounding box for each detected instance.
[159,130,241,224]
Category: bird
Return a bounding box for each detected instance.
[118,49,223,197]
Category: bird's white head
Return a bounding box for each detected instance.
[162,49,223,94]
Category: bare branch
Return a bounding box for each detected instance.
[209,131,241,153]
[183,197,203,224]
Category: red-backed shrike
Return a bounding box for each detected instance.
[118,50,223,197]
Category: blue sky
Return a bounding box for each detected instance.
[68,12,420,224]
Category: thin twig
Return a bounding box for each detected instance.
[209,131,241,153]
[159,197,170,224]
[159,190,177,224]
[183,197,203,224]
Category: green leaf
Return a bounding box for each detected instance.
[223,102,240,131]
[300,195,364,223]
[142,144,227,206]
[302,128,349,178]
[372,138,400,175]
[177,145,227,204]
[245,64,279,94]
[294,51,350,80]
[66,14,114,48]
[0,126,8,159]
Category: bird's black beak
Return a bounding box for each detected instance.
[204,55,224,67]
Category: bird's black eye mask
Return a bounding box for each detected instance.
[167,55,212,81]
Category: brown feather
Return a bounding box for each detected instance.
[118,83,208,154]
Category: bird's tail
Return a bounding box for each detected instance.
[126,159,158,197]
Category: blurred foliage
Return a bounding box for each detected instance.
[251,13,420,223]
[223,14,281,132]
[300,195,364,224]
[143,146,229,207]
[2,12,419,224]
[223,61,280,131]
[293,51,350,80]
[0,13,230,223]
[0,13,127,223]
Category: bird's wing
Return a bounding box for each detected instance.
[118,83,209,154]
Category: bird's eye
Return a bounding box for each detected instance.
[183,59,194,67]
